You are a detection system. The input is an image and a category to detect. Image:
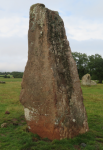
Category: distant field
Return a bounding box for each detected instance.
[0,77,22,82]
[0,75,13,77]
[0,79,103,150]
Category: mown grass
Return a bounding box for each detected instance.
[0,77,103,150]
[0,77,21,82]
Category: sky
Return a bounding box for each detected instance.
[0,0,103,72]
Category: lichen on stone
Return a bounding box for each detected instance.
[20,3,89,140]
[30,4,46,31]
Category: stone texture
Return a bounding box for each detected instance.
[81,74,91,86]
[5,111,10,114]
[1,123,7,128]
[91,80,97,85]
[81,74,97,86]
[0,81,5,84]
[20,3,89,140]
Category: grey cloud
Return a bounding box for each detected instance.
[0,0,63,18]
[0,61,26,72]
[1,0,103,21]
[60,0,103,20]
[0,36,103,72]
[0,0,103,72]
[0,36,28,57]
[69,39,103,57]
[0,36,28,72]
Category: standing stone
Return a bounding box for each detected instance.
[81,74,91,86]
[91,80,97,85]
[0,81,5,84]
[1,123,7,128]
[20,3,89,140]
[81,74,97,86]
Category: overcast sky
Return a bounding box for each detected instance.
[0,0,103,72]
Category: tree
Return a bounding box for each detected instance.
[11,72,23,78]
[4,75,7,78]
[88,54,103,83]
[72,52,89,79]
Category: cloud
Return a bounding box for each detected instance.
[0,36,28,72]
[0,0,103,71]
[0,62,26,72]
[0,17,28,37]
[59,0,103,20]
[69,39,103,57]
[1,0,103,20]
[1,12,103,42]
[0,36,28,56]
[0,0,64,18]
[63,16,103,41]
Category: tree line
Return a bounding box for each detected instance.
[0,52,103,82]
[0,72,23,78]
[72,52,103,83]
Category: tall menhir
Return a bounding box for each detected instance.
[20,3,89,140]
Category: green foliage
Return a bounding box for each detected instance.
[0,79,103,149]
[72,52,89,79]
[91,74,98,80]
[88,54,103,83]
[72,52,103,82]
[0,72,23,78]
[11,72,23,78]
[0,72,11,75]
[4,75,10,78]
[0,71,23,78]
[4,75,7,78]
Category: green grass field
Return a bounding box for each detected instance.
[0,77,103,150]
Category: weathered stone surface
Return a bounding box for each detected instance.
[81,74,91,86]
[0,81,5,84]
[20,3,89,140]
[5,111,10,114]
[91,80,97,85]
[1,123,7,128]
[81,74,97,86]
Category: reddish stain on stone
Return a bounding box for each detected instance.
[20,3,89,140]
[5,111,10,114]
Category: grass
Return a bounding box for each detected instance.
[0,77,103,150]
[0,77,21,82]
